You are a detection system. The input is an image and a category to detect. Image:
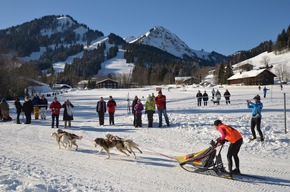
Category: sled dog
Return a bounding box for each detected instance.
[94,138,131,159]
[105,134,142,159]
[211,99,220,105]
[51,129,82,150]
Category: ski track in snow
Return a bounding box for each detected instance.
[1,85,290,191]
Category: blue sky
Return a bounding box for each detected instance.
[1,0,290,55]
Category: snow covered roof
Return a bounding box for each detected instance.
[27,78,50,86]
[175,76,195,81]
[77,80,89,85]
[227,69,276,80]
[53,84,72,89]
[96,78,118,84]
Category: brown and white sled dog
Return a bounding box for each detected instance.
[94,138,131,159]
[51,129,82,150]
[105,134,143,159]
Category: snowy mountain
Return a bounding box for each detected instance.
[130,26,227,63]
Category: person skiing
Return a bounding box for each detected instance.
[196,90,202,106]
[214,120,243,179]
[145,94,155,127]
[134,99,144,127]
[202,91,208,106]
[247,95,264,141]
[96,97,106,126]
[224,89,231,104]
[155,90,170,127]
[107,96,117,125]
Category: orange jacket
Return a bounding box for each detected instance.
[218,124,242,143]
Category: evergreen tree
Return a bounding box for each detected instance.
[225,62,234,84]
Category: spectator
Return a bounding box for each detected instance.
[96,97,106,126]
[263,87,270,98]
[211,88,215,100]
[134,99,144,127]
[145,94,155,127]
[107,96,117,125]
[22,96,34,124]
[202,91,208,106]
[39,95,48,120]
[224,89,231,104]
[0,99,12,122]
[14,98,23,124]
[131,96,138,126]
[155,90,170,127]
[49,97,62,128]
[32,94,40,119]
[196,90,202,106]
[215,90,221,105]
[62,99,74,128]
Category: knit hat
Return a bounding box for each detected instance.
[253,95,261,100]
[214,120,222,126]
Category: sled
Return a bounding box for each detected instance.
[175,140,226,177]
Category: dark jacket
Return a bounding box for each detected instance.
[96,101,106,113]
[39,98,48,109]
[23,100,34,114]
[62,102,74,121]
[14,100,23,113]
[196,92,202,99]
[202,93,209,101]
[224,91,231,98]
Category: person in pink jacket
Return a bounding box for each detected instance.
[49,97,62,128]
[134,99,144,127]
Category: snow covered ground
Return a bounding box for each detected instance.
[1,85,290,192]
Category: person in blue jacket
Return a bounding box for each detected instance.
[263,87,270,98]
[247,94,264,141]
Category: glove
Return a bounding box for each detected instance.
[216,138,225,145]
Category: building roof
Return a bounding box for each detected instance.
[175,76,195,81]
[77,80,89,85]
[53,84,72,89]
[228,69,276,81]
[96,78,118,84]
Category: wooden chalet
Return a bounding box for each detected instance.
[96,78,119,88]
[227,69,276,85]
[175,76,198,85]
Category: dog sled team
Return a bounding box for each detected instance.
[51,130,142,159]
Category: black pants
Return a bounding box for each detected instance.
[109,112,114,125]
[51,114,59,128]
[251,117,263,139]
[147,111,154,127]
[197,99,202,106]
[135,113,142,127]
[98,112,104,125]
[203,100,208,106]
[25,112,31,124]
[227,138,243,174]
[16,111,21,123]
[225,98,230,104]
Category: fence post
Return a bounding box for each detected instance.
[284,93,287,134]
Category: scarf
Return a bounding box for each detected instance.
[66,104,73,116]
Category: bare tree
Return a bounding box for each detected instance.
[275,62,290,83]
[260,56,270,68]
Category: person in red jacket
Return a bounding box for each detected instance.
[49,97,62,128]
[155,90,170,127]
[214,120,243,178]
[107,96,117,125]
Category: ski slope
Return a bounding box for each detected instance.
[1,85,290,191]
